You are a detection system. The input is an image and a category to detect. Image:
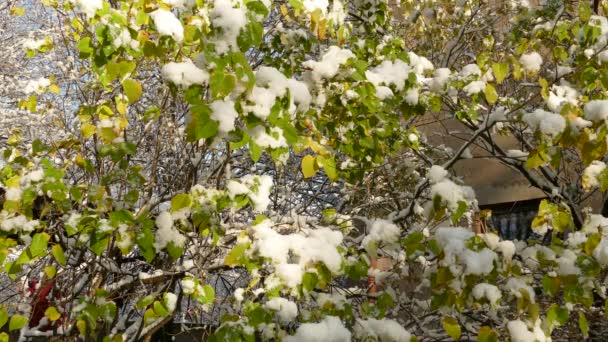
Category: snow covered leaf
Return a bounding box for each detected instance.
[441,317,461,341]
[302,155,318,178]
[122,78,142,104]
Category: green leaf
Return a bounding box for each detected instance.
[301,155,317,178]
[199,285,215,305]
[44,266,56,278]
[492,63,509,84]
[302,272,318,292]
[547,304,569,329]
[210,70,236,99]
[319,155,338,181]
[477,326,498,342]
[442,317,461,341]
[579,312,588,338]
[225,243,248,266]
[51,244,67,266]
[30,232,50,258]
[9,315,28,331]
[542,275,560,297]
[137,295,154,310]
[0,308,8,329]
[153,301,168,317]
[77,37,93,55]
[171,194,192,212]
[137,221,156,263]
[45,307,61,321]
[484,84,498,104]
[122,78,142,104]
[186,104,218,142]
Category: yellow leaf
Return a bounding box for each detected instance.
[301,155,318,178]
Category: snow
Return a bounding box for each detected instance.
[547,83,578,113]
[226,175,273,211]
[24,77,50,94]
[430,178,476,211]
[361,219,400,254]
[584,100,608,122]
[354,318,412,342]
[165,292,178,312]
[181,279,195,294]
[427,68,451,91]
[507,320,537,342]
[276,263,304,288]
[5,188,22,201]
[582,160,606,190]
[428,165,448,183]
[583,214,608,234]
[116,224,132,250]
[23,38,46,51]
[461,248,496,275]
[71,0,102,19]
[252,220,344,287]
[481,233,500,250]
[593,237,608,266]
[557,65,574,77]
[249,126,288,149]
[303,46,355,81]
[505,277,535,303]
[0,214,39,233]
[472,283,502,305]
[365,59,411,96]
[153,211,187,252]
[210,0,248,54]
[557,249,580,275]
[487,106,507,125]
[210,100,238,133]
[522,109,566,137]
[519,52,543,73]
[244,67,311,118]
[408,52,434,74]
[284,316,351,342]
[435,227,496,276]
[316,292,347,310]
[303,0,329,14]
[234,288,245,302]
[506,149,529,160]
[599,50,608,63]
[497,240,516,262]
[463,80,486,95]
[460,64,481,78]
[264,297,298,323]
[327,0,347,25]
[161,61,209,87]
[150,9,184,43]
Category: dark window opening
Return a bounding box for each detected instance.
[481,198,543,241]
